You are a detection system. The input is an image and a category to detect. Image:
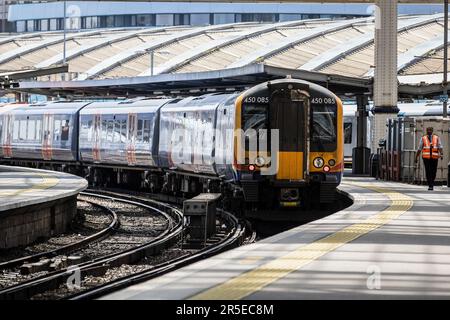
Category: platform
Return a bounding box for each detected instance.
[104,175,450,300]
[0,165,88,249]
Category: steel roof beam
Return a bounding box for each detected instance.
[34,26,184,69]
[139,19,327,76]
[227,17,374,69]
[77,23,254,80]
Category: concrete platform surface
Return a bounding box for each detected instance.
[0,165,87,212]
[103,176,450,300]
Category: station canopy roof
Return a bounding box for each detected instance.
[1,14,449,98]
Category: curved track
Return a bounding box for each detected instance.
[0,192,183,300]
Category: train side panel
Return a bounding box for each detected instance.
[158,94,232,175]
[2,102,88,162]
[79,99,171,167]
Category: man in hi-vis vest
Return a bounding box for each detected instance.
[415,127,444,191]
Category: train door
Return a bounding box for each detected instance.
[127,113,137,166]
[92,113,101,162]
[270,87,309,181]
[2,113,13,158]
[42,113,53,160]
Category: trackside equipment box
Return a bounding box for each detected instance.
[183,193,221,241]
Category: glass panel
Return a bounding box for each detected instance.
[41,19,48,31]
[87,120,93,142]
[102,119,107,140]
[107,120,114,142]
[13,120,19,141]
[190,14,210,26]
[121,120,127,143]
[344,123,353,144]
[26,20,34,32]
[115,15,125,27]
[16,21,26,33]
[36,119,42,141]
[279,14,302,22]
[143,119,151,143]
[19,119,27,141]
[49,19,57,31]
[61,119,70,142]
[137,119,143,142]
[311,105,337,152]
[114,119,121,143]
[213,14,235,24]
[106,16,115,28]
[27,120,35,141]
[137,14,154,26]
[54,119,61,142]
[156,14,174,26]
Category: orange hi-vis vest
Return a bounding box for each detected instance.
[422,135,440,160]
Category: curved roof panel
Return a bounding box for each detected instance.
[3,14,449,84]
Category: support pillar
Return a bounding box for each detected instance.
[372,0,399,152]
[353,95,370,175]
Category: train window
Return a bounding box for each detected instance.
[36,120,42,141]
[19,119,27,141]
[87,120,93,142]
[114,119,121,143]
[121,120,127,143]
[344,123,353,144]
[102,120,107,141]
[13,120,19,142]
[54,119,61,142]
[143,119,151,143]
[107,120,114,142]
[27,120,36,141]
[61,120,70,142]
[311,105,337,152]
[243,105,267,132]
[137,119,143,142]
[242,104,267,151]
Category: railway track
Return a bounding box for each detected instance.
[0,192,182,300]
[0,197,119,270]
[67,207,244,300]
[0,191,245,300]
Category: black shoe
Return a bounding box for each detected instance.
[428,186,434,191]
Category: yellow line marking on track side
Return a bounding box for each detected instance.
[0,173,59,197]
[190,182,413,300]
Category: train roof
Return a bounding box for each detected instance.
[0,103,27,114]
[243,78,339,101]
[160,93,236,112]
[10,101,91,115]
[80,98,173,115]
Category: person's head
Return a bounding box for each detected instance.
[427,127,434,135]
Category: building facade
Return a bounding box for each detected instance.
[3,1,446,33]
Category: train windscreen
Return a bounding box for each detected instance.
[242,104,268,151]
[311,105,337,152]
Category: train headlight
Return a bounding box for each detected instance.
[313,157,325,168]
[255,156,266,167]
[328,159,336,166]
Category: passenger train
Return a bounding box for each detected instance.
[0,79,344,217]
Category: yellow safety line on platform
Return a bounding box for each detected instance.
[0,172,59,197]
[190,182,413,300]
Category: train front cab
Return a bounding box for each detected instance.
[235,79,343,215]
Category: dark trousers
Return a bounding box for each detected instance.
[422,158,439,187]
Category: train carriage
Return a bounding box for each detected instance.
[158,94,236,176]
[231,79,344,210]
[0,102,89,163]
[79,99,172,167]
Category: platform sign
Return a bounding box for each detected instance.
[439,95,449,103]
